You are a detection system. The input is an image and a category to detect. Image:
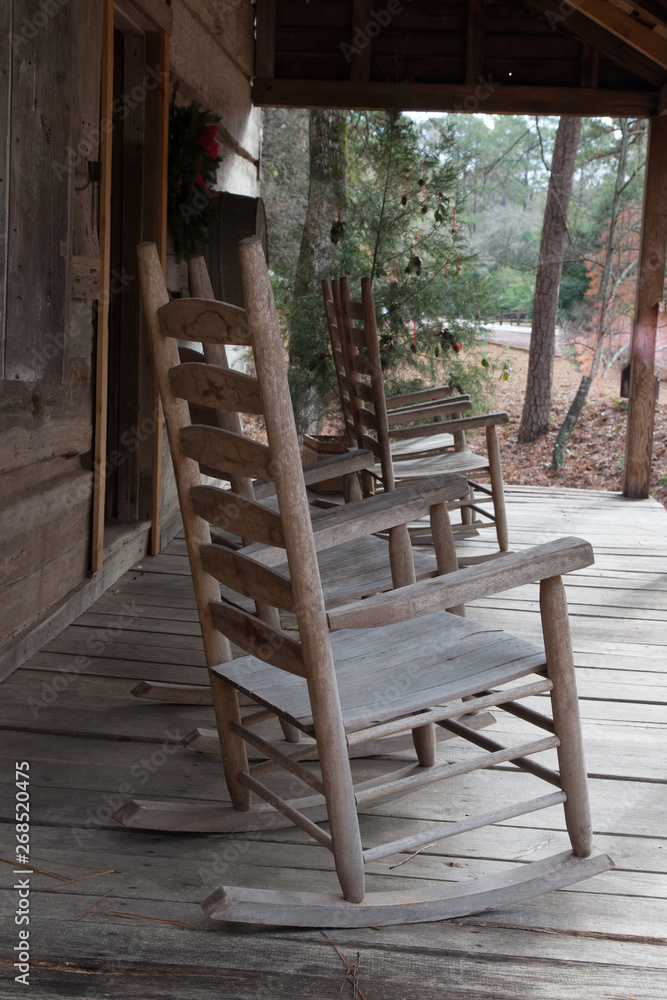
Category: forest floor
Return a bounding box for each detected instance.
[467,343,667,508]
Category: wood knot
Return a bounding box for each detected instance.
[27,390,43,416]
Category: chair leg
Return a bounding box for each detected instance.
[256,602,300,743]
[540,575,593,857]
[486,424,509,551]
[387,524,438,765]
[316,731,366,903]
[412,724,436,766]
[343,471,363,503]
[388,523,416,588]
[430,502,465,616]
[208,669,252,811]
[460,484,474,527]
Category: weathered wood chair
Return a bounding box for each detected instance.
[324,276,511,553]
[116,238,609,927]
[132,255,469,712]
[324,278,472,464]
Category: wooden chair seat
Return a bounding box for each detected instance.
[390,430,455,458]
[211,609,545,733]
[373,449,490,480]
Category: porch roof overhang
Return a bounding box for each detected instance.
[252,0,667,500]
[252,0,667,117]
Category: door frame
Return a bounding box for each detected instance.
[91,0,170,572]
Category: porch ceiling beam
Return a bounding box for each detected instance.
[575,0,667,69]
[516,0,666,88]
[114,0,173,34]
[252,78,658,117]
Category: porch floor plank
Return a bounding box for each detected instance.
[1,485,666,998]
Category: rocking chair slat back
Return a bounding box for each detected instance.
[179,424,273,482]
[190,484,285,548]
[169,363,264,414]
[209,601,307,678]
[158,297,252,345]
[200,544,296,613]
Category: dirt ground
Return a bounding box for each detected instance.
[468,343,667,508]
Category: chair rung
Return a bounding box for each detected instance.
[232,721,325,795]
[440,719,562,787]
[241,708,275,726]
[346,679,553,747]
[447,496,494,511]
[363,790,566,863]
[238,772,333,851]
[469,480,492,497]
[451,520,485,534]
[467,503,496,521]
[500,699,556,734]
[354,735,560,806]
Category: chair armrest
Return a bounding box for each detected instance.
[386,385,454,409]
[326,536,594,629]
[243,474,469,567]
[253,448,374,499]
[387,398,472,426]
[389,393,470,417]
[389,411,509,442]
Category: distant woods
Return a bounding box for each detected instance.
[260,111,647,447]
[261,109,495,433]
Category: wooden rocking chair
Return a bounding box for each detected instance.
[132,255,470,713]
[324,276,511,554]
[116,238,610,927]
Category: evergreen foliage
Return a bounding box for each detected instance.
[261,111,649,435]
[268,110,496,432]
[167,93,222,262]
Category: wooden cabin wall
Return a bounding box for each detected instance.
[0,0,260,665]
[160,0,261,530]
[0,2,102,654]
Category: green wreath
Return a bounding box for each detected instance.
[167,90,222,262]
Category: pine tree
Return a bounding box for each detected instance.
[284,110,496,434]
[344,111,494,405]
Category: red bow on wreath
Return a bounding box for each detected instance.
[196,125,220,190]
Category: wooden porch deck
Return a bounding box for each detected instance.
[1,485,666,999]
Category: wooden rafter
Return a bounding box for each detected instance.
[516,0,666,88]
[623,0,667,29]
[350,0,373,82]
[576,0,667,69]
[465,0,485,87]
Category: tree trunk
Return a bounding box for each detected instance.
[292,110,347,302]
[552,120,631,470]
[518,116,582,442]
[288,110,347,434]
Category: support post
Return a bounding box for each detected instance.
[144,31,170,553]
[91,0,114,573]
[623,116,667,498]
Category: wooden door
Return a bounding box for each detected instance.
[91,0,169,567]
